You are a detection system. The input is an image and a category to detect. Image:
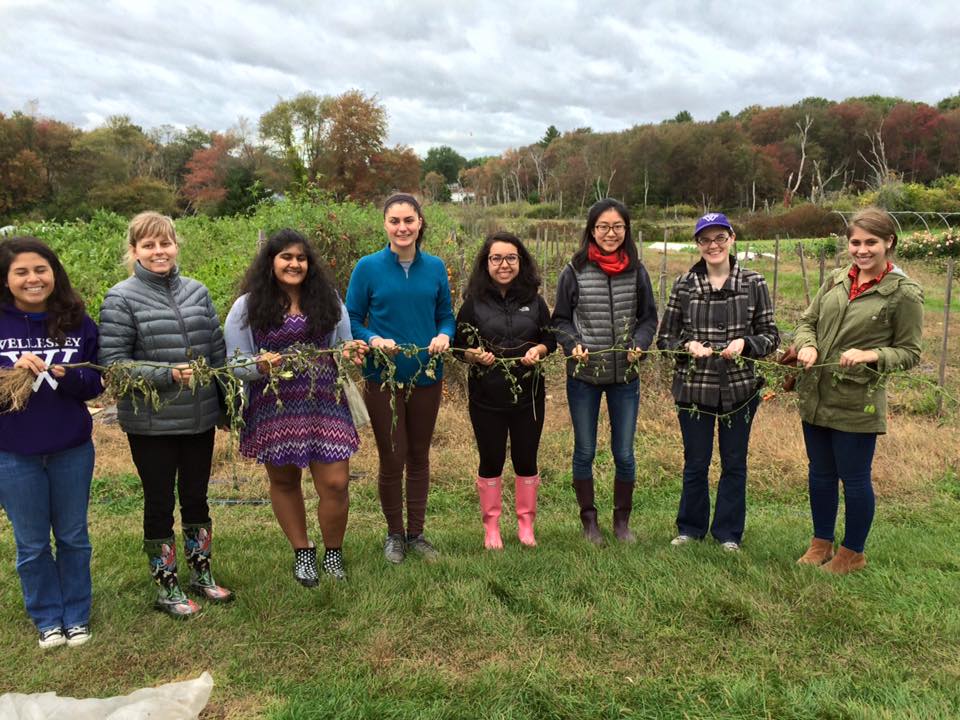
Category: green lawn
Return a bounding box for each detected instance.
[2,464,959,719]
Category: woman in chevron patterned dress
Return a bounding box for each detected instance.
[225,229,365,585]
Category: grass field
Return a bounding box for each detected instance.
[1,246,959,718]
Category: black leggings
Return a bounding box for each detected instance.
[468,396,545,478]
[127,429,215,540]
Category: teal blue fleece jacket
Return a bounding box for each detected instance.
[346,245,456,385]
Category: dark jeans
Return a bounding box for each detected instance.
[801,422,877,553]
[127,429,215,540]
[365,381,443,537]
[468,395,545,478]
[0,441,94,631]
[676,396,759,543]
[566,376,640,483]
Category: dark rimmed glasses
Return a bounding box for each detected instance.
[488,254,520,266]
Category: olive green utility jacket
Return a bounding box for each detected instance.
[793,265,923,434]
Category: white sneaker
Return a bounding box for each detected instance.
[671,534,694,546]
[38,627,66,649]
[721,541,740,552]
[65,625,91,647]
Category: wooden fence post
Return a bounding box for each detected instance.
[818,247,826,287]
[659,229,668,315]
[797,242,811,306]
[638,230,643,263]
[937,258,955,417]
[541,227,550,302]
[772,235,780,314]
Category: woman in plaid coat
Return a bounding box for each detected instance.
[656,213,779,551]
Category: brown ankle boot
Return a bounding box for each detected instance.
[820,545,867,575]
[796,537,835,565]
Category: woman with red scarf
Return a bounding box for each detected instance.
[552,199,658,545]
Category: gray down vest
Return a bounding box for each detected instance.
[98,262,225,435]
[568,263,638,385]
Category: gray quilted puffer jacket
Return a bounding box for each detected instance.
[98,261,226,435]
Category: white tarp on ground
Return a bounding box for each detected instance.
[0,671,212,720]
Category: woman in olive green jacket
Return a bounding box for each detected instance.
[793,207,923,574]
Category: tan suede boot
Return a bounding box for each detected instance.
[796,537,835,566]
[820,545,867,575]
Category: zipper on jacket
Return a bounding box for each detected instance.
[164,276,201,428]
[607,275,618,381]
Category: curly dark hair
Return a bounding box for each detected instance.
[464,231,541,303]
[570,198,639,272]
[238,229,341,338]
[0,236,85,344]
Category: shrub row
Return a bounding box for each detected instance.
[15,196,457,319]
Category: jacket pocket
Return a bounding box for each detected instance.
[829,370,879,413]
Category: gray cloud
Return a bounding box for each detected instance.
[2,0,959,158]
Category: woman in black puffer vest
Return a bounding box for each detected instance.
[454,232,555,549]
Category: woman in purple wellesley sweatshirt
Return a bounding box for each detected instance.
[0,237,103,650]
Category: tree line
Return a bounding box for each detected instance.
[3,91,960,224]
[458,95,960,215]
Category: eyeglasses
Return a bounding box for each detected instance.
[488,254,520,266]
[594,223,626,235]
[695,233,731,247]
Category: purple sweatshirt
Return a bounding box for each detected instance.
[0,304,103,456]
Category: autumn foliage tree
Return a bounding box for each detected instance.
[257,89,407,201]
[5,92,960,222]
[181,132,238,213]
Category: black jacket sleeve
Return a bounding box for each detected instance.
[537,296,558,355]
[632,263,658,351]
[453,297,479,362]
[550,265,579,356]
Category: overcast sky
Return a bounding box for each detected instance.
[2,1,959,158]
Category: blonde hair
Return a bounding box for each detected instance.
[125,211,178,272]
[847,207,897,250]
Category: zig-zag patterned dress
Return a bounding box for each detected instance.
[239,314,359,467]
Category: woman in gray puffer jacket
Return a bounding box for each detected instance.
[98,211,230,618]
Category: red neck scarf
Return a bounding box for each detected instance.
[848,261,893,301]
[588,243,630,276]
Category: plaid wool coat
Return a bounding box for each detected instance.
[656,257,779,409]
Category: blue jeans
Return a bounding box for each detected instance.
[801,422,877,553]
[566,376,639,483]
[0,441,94,631]
[676,396,759,543]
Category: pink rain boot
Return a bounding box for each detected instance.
[476,476,503,550]
[515,474,540,547]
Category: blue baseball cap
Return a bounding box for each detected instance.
[694,212,734,237]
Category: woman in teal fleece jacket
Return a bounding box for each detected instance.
[346,194,455,564]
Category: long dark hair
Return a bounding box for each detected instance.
[383,193,427,247]
[239,229,340,337]
[465,232,541,303]
[570,198,639,272]
[0,236,85,343]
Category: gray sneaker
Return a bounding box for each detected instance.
[405,534,439,562]
[384,534,406,564]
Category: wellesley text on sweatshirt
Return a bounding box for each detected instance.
[0,304,103,456]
